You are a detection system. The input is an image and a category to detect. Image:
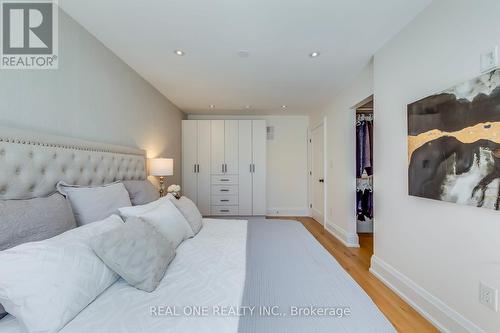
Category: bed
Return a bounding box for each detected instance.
[0,126,395,333]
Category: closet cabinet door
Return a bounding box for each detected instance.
[238,120,253,215]
[252,120,267,215]
[197,120,211,215]
[224,120,239,174]
[210,120,225,175]
[182,120,198,204]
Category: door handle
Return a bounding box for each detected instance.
[252,164,255,173]
[222,164,224,173]
[194,164,197,173]
[197,164,200,173]
[319,179,324,183]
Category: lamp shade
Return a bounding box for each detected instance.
[149,158,173,176]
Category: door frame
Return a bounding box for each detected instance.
[308,116,328,227]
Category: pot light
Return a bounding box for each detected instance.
[245,105,251,109]
[209,105,215,109]
[309,51,320,58]
[281,105,287,109]
[174,49,185,56]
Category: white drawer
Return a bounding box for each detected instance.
[211,175,238,185]
[212,185,238,195]
[212,196,238,205]
[211,206,238,216]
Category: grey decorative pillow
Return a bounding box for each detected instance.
[0,193,77,251]
[0,304,6,319]
[57,181,131,226]
[122,180,159,206]
[167,196,203,234]
[90,217,175,292]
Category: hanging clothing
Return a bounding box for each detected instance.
[356,114,373,224]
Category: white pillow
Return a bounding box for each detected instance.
[57,181,132,226]
[119,198,194,248]
[0,215,123,333]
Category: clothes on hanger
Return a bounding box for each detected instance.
[356,114,373,224]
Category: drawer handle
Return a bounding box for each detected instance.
[220,179,229,181]
[220,189,229,192]
[220,199,229,202]
[220,209,229,213]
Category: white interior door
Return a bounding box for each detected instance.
[224,120,239,174]
[182,121,198,204]
[252,120,267,215]
[311,124,325,225]
[197,120,211,215]
[210,120,225,175]
[238,120,253,215]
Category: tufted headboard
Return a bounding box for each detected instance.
[0,126,147,200]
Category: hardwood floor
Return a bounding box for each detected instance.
[267,216,439,333]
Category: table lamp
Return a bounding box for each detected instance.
[149,158,173,197]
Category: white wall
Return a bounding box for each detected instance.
[372,0,500,332]
[310,61,373,246]
[188,115,310,216]
[0,9,185,186]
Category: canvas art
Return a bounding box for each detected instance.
[408,69,500,210]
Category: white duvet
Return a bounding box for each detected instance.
[0,219,247,333]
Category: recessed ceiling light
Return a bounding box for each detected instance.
[245,105,251,109]
[209,104,215,109]
[174,49,185,56]
[281,105,287,109]
[309,51,320,58]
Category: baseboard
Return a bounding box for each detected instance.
[266,207,309,216]
[324,220,360,248]
[370,255,484,333]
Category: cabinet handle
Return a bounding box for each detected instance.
[253,164,255,173]
[220,189,229,192]
[220,199,229,202]
[197,164,200,173]
[220,179,229,181]
[224,164,228,173]
[220,209,229,213]
[250,164,252,173]
[194,164,197,173]
[221,164,224,173]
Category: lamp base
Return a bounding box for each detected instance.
[159,176,165,197]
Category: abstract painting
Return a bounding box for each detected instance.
[408,69,500,210]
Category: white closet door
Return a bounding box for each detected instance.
[210,120,225,175]
[238,120,253,215]
[252,120,267,215]
[197,120,211,215]
[182,120,198,204]
[224,120,239,174]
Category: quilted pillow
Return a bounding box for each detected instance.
[91,217,175,292]
[0,193,76,251]
[167,196,203,234]
[122,180,159,206]
[57,181,131,225]
[0,215,123,333]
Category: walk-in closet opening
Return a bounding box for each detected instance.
[355,98,373,252]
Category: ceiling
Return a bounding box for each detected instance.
[60,0,431,115]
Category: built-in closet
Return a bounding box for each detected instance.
[356,101,373,233]
[182,120,266,216]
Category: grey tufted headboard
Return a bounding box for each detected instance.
[0,126,147,200]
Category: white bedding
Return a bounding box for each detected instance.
[0,219,247,333]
